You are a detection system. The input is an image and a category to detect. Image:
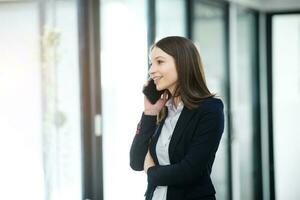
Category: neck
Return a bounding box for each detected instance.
[172,96,182,108]
[167,86,181,107]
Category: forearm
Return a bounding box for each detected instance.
[146,160,206,186]
[129,113,157,171]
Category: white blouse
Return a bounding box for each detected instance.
[152,98,184,200]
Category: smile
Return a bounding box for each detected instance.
[153,76,162,81]
[154,76,162,84]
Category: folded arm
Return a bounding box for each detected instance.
[147,104,224,186]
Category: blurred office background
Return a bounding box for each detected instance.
[0,0,299,199]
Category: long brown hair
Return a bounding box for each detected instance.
[151,36,216,123]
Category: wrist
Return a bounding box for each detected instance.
[144,109,159,116]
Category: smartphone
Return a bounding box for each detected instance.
[143,79,165,104]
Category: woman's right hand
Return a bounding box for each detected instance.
[143,79,169,116]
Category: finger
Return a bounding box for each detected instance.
[162,92,168,100]
[143,79,151,87]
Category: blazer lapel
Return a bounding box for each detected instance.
[168,106,197,161]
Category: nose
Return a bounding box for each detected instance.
[148,64,156,78]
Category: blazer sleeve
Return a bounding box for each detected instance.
[130,112,157,171]
[147,100,224,186]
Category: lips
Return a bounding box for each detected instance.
[153,76,162,81]
[153,76,162,84]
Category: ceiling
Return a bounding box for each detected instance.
[227,0,300,11]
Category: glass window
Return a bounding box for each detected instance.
[0,1,83,200]
[231,6,261,200]
[156,0,186,40]
[272,14,300,200]
[0,2,44,199]
[192,1,229,199]
[41,1,83,199]
[100,0,148,199]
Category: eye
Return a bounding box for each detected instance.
[157,60,164,64]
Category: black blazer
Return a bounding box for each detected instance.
[130,97,224,200]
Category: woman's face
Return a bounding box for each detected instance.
[149,46,178,95]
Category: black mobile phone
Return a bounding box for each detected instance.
[143,79,165,104]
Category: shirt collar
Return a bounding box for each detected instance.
[166,98,184,112]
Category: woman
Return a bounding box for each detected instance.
[130,36,224,200]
